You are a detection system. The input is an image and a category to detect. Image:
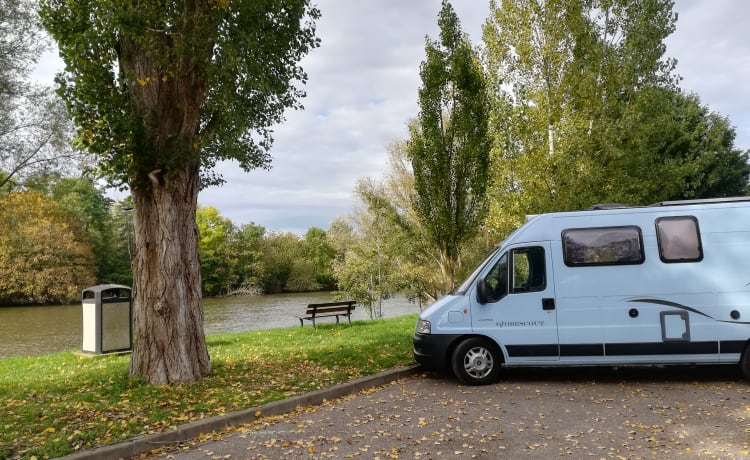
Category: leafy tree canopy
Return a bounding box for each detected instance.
[0,191,95,304]
[40,0,321,190]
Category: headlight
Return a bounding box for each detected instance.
[415,319,431,335]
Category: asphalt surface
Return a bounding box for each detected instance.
[129,365,750,460]
[59,364,750,459]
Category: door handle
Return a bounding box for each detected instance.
[542,298,555,310]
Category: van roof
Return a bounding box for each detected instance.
[584,197,750,211]
[509,196,750,247]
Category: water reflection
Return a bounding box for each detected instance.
[0,293,420,358]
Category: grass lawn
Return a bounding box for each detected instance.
[0,314,418,459]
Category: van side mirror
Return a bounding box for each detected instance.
[476,277,488,304]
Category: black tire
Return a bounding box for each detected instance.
[451,337,501,385]
[740,343,750,379]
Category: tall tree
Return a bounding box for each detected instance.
[481,0,723,235]
[483,0,590,233]
[407,1,491,292]
[39,1,320,384]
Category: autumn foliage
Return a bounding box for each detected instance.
[0,191,95,304]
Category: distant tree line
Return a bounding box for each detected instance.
[0,174,342,305]
[195,206,337,296]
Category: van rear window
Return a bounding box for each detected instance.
[655,216,703,263]
[562,226,644,267]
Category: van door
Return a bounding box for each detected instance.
[471,242,559,363]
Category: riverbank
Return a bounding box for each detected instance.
[0,292,421,358]
[0,314,418,459]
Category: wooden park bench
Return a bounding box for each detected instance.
[298,301,356,328]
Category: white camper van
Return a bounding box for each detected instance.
[413,197,750,385]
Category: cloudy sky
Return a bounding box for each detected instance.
[35,1,750,235]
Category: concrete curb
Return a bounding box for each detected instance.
[58,364,423,460]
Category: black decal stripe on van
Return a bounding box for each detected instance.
[508,341,734,359]
[627,298,714,319]
[720,340,746,354]
[506,344,559,357]
[605,341,718,356]
[560,344,604,357]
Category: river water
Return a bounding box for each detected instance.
[0,293,422,359]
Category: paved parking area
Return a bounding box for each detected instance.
[146,365,750,459]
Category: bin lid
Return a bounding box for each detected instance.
[82,284,131,299]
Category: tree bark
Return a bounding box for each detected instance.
[129,164,210,384]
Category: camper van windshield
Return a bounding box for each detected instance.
[455,246,500,295]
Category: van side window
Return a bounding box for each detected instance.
[562,226,644,267]
[485,253,508,303]
[512,246,546,292]
[485,247,546,303]
[655,216,703,263]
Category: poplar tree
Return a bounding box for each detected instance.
[40,0,320,384]
[407,1,491,292]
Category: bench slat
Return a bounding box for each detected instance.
[306,301,355,308]
[304,306,354,315]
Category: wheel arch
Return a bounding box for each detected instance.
[446,334,505,368]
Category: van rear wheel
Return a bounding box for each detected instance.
[451,338,501,385]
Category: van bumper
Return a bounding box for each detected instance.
[413,333,462,370]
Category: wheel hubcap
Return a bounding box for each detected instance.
[464,346,494,379]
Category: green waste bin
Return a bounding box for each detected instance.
[82,284,132,354]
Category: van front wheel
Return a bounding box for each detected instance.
[451,338,501,385]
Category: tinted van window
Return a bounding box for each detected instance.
[562,226,644,266]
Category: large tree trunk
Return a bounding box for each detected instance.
[129,164,210,384]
